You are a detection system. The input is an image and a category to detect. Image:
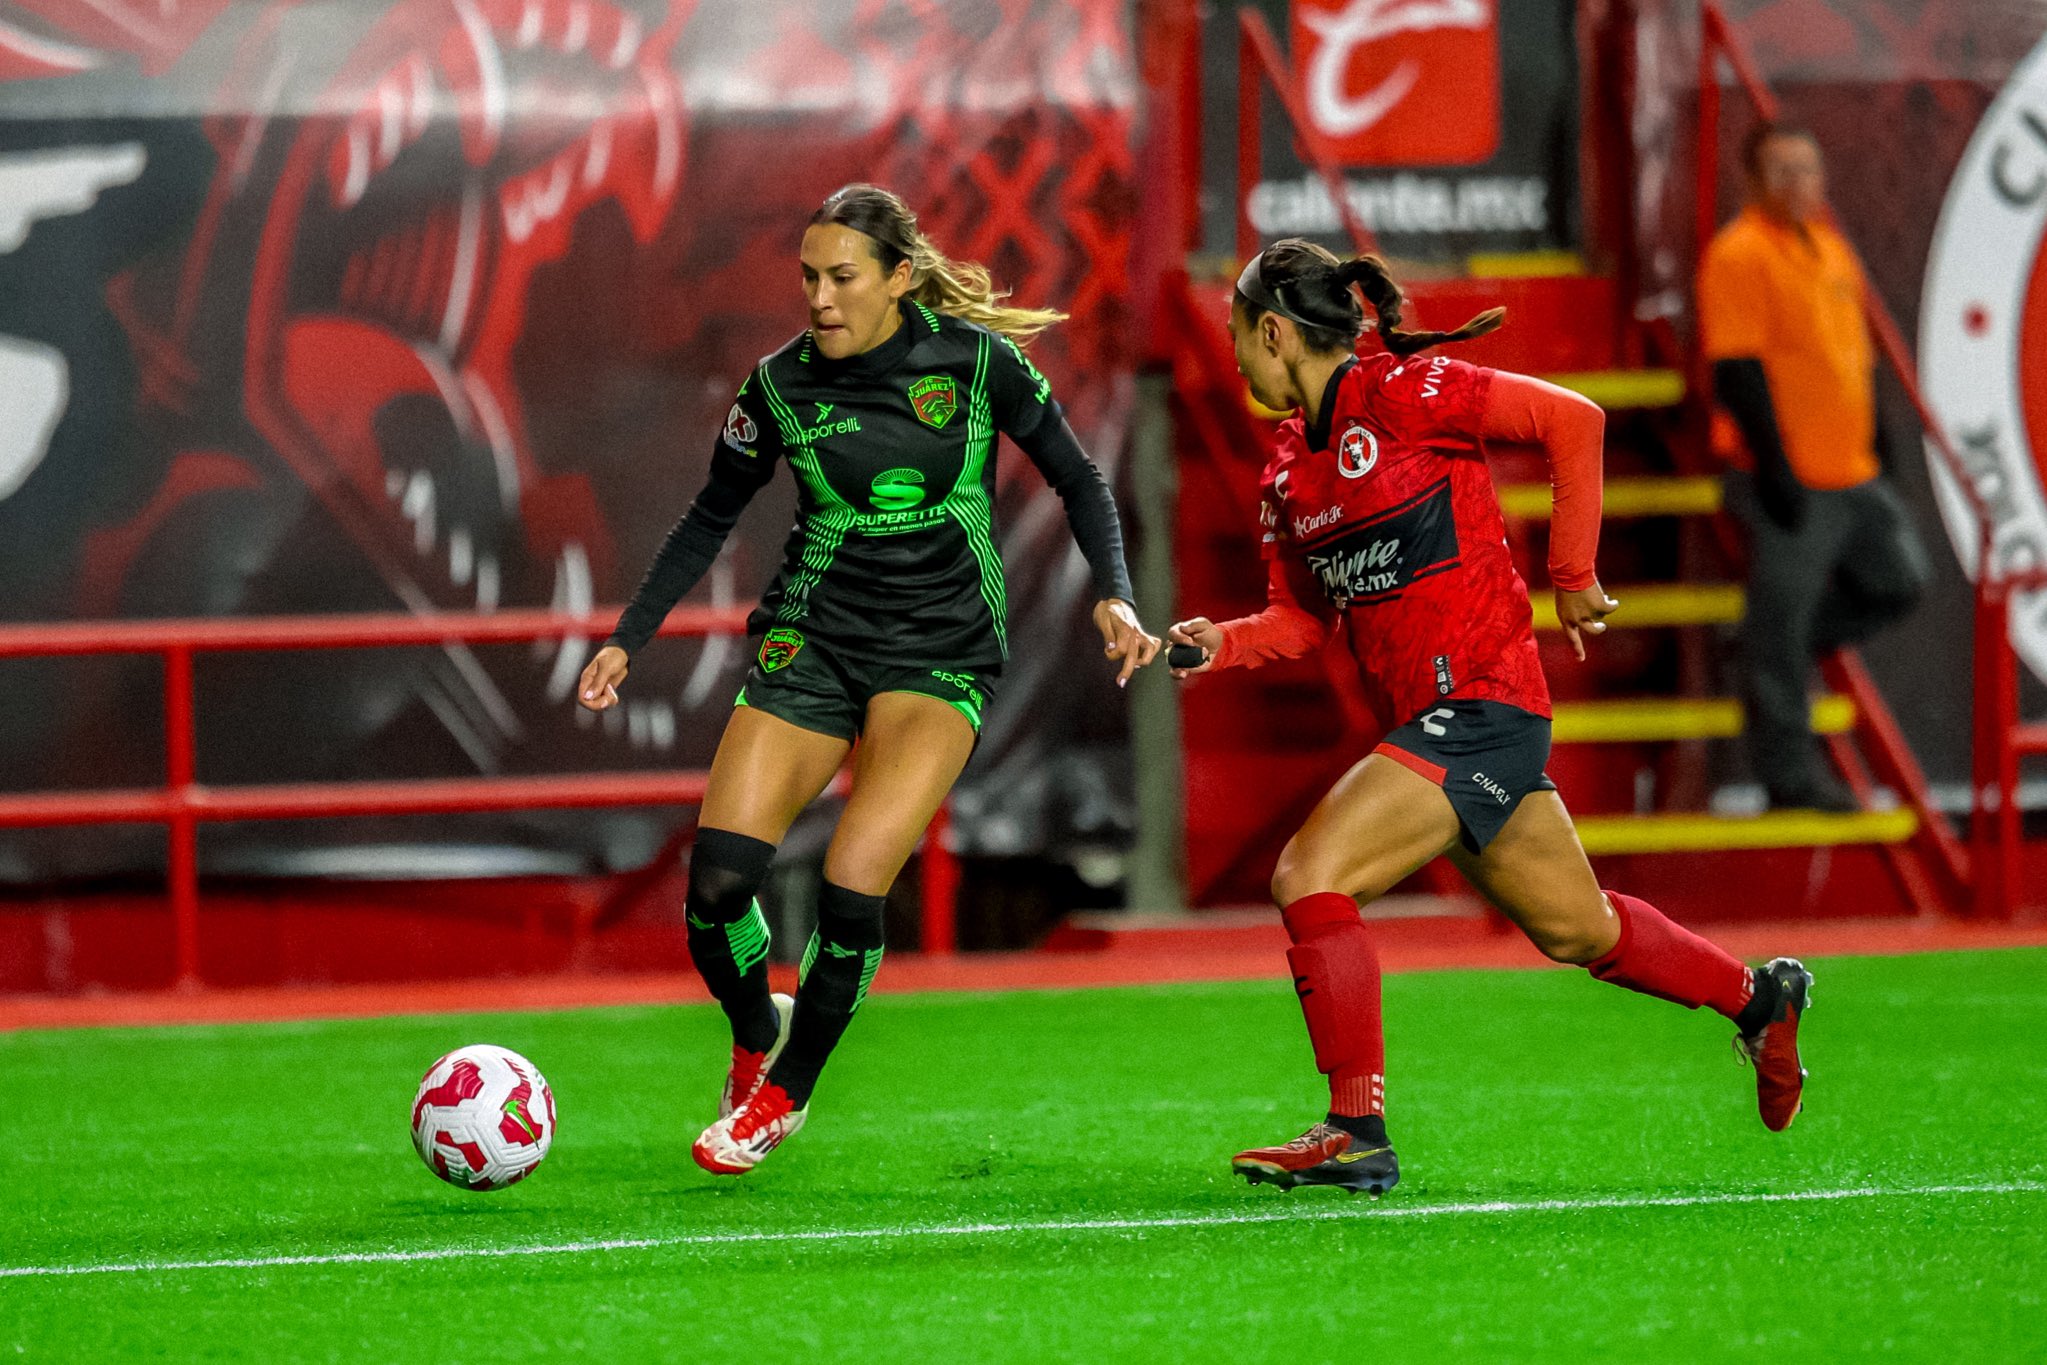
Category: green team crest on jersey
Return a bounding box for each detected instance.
[907,374,958,429]
[758,628,805,673]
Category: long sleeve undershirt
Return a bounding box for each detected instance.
[606,409,1133,656]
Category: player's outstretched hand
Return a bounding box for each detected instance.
[1555,582,1620,662]
[577,645,630,711]
[1095,598,1161,689]
[1167,617,1223,678]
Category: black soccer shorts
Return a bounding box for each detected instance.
[1373,697,1557,853]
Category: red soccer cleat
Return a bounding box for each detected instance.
[1231,1122,1399,1195]
[719,992,795,1119]
[693,1082,807,1176]
[1736,957,1814,1131]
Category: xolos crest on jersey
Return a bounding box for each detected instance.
[908,374,958,429]
[1337,422,1380,478]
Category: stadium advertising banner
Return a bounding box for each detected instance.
[0,0,1139,883]
[1235,0,1579,262]
[1922,28,2047,686]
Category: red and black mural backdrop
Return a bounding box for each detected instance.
[0,0,1139,882]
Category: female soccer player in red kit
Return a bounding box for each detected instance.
[1171,240,1812,1196]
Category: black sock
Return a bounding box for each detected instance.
[1733,966,1777,1037]
[684,827,780,1053]
[767,881,886,1108]
[1326,1113,1389,1147]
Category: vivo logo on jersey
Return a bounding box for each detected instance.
[1294,505,1345,537]
[1337,423,1380,478]
[1291,0,1501,167]
[1303,478,1459,605]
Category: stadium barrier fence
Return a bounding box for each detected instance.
[0,608,963,988]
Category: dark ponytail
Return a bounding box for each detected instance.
[1238,239,1505,357]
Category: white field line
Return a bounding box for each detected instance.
[7,1181,2042,1280]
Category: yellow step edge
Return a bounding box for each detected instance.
[1533,583,1744,629]
[1465,251,1588,278]
[1500,475,1722,521]
[1576,807,1919,856]
[1552,694,1855,744]
[1537,369,1687,410]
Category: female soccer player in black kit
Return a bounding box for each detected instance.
[578,185,1158,1176]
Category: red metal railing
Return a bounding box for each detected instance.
[1972,567,2047,917]
[0,607,962,987]
[1235,6,1378,264]
[1697,2,2035,915]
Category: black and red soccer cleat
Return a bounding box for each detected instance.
[1735,957,1814,1132]
[1231,1122,1400,1196]
[694,1081,807,1175]
[719,992,795,1120]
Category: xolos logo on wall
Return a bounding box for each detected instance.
[1922,31,2047,683]
[1291,0,1499,166]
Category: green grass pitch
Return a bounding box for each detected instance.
[5,949,2045,1361]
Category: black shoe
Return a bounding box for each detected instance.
[1735,957,1813,1132]
[1231,1122,1400,1196]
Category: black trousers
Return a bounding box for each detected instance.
[1724,472,1931,794]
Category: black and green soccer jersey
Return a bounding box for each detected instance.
[609,299,1134,668]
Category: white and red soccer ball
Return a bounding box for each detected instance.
[411,1044,556,1191]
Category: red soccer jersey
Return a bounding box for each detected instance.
[1256,352,1550,731]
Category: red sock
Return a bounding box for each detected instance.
[1280,892,1385,1117]
[1586,892,1753,1019]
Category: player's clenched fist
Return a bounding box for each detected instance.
[1167,617,1222,677]
[577,645,629,711]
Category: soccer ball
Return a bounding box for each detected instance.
[410,1044,556,1191]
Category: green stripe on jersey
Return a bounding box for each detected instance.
[759,367,857,625]
[943,333,1008,654]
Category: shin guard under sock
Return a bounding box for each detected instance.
[684,828,780,1052]
[768,881,886,1108]
[1585,891,1754,1020]
[1280,892,1385,1118]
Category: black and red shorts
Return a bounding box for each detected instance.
[1374,698,1556,853]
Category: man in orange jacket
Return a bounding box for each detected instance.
[1698,123,1929,812]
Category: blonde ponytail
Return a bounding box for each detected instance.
[909,234,1067,344]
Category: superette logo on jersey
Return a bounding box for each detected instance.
[907,375,958,429]
[1291,0,1500,167]
[869,467,927,512]
[1921,31,2047,684]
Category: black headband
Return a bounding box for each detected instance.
[1235,255,1361,338]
